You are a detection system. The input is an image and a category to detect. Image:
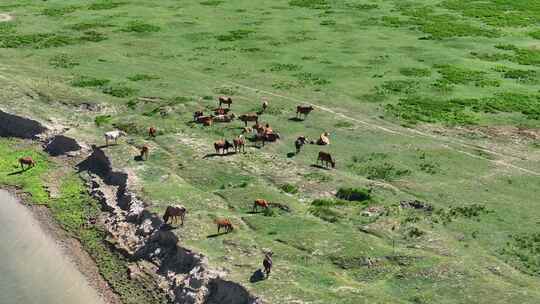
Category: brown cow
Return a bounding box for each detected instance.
[197,115,214,126]
[214,107,231,115]
[296,105,314,120]
[18,156,35,170]
[258,132,280,146]
[214,113,236,123]
[218,96,233,108]
[163,205,186,226]
[148,127,157,138]
[215,218,234,233]
[239,113,258,126]
[139,145,150,160]
[317,151,335,168]
[214,140,233,154]
[233,135,245,153]
[253,199,269,212]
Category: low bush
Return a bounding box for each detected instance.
[42,5,80,17]
[102,85,138,98]
[121,21,160,33]
[289,0,330,9]
[500,232,540,276]
[94,115,112,126]
[127,74,160,81]
[88,0,125,10]
[377,80,419,95]
[215,29,253,41]
[336,187,371,201]
[399,67,431,77]
[49,53,79,68]
[71,76,110,88]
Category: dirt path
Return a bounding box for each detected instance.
[228,81,540,176]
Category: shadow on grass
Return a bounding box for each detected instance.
[249,269,265,283]
[134,155,144,162]
[287,152,296,158]
[288,117,304,122]
[203,151,236,159]
[7,169,27,176]
[207,232,229,238]
[310,164,332,170]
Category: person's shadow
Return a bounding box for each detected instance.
[249,269,265,283]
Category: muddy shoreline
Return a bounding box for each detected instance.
[2,186,121,304]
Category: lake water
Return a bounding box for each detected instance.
[0,190,105,304]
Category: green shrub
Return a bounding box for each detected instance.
[336,187,371,201]
[94,115,112,127]
[71,76,110,88]
[88,0,125,10]
[102,85,138,98]
[377,80,419,94]
[80,30,107,42]
[42,5,80,17]
[530,30,540,40]
[500,233,540,276]
[127,74,160,81]
[501,68,537,83]
[0,33,77,49]
[289,0,330,9]
[399,67,432,77]
[215,29,253,41]
[308,206,342,222]
[270,63,302,72]
[49,53,79,69]
[122,21,160,33]
[200,0,223,6]
[280,183,298,194]
[69,22,113,31]
[294,72,330,86]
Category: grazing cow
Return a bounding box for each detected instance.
[242,127,253,134]
[214,107,231,115]
[214,113,236,123]
[104,130,127,146]
[214,139,233,154]
[148,127,157,138]
[233,135,245,153]
[296,105,314,120]
[218,96,233,108]
[253,199,269,212]
[262,98,269,112]
[193,111,204,121]
[239,113,258,126]
[263,252,273,277]
[295,136,308,154]
[140,145,149,160]
[317,151,335,168]
[163,205,187,226]
[316,132,330,145]
[197,115,214,126]
[18,156,35,170]
[264,123,273,135]
[215,218,234,233]
[259,132,280,146]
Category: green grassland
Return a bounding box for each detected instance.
[1,0,540,303]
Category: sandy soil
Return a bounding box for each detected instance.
[0,13,14,22]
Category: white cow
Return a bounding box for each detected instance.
[104,130,126,146]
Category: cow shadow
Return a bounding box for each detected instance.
[7,169,26,176]
[134,155,144,162]
[207,232,228,238]
[286,152,296,158]
[288,117,304,122]
[203,152,236,159]
[159,223,175,231]
[249,269,265,283]
[310,164,331,170]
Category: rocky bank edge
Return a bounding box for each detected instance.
[0,108,263,304]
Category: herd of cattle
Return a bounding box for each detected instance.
[16,95,338,279]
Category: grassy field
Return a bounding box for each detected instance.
[1,0,540,303]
